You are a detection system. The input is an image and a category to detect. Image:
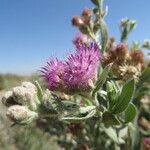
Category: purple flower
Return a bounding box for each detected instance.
[41,42,101,93]
[63,43,101,92]
[41,59,65,91]
[73,33,93,49]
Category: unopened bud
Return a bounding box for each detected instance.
[72,16,84,27]
[82,8,93,25]
[82,8,93,18]
[22,82,37,93]
[6,105,38,124]
[73,33,93,49]
[2,91,17,107]
[12,82,40,111]
[120,18,129,26]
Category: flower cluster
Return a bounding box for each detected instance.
[103,43,146,80]
[72,8,93,34]
[41,41,101,94]
[2,82,39,124]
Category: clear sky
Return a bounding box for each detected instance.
[0,0,150,75]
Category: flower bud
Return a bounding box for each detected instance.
[72,16,84,27]
[82,8,93,24]
[12,82,40,111]
[6,105,38,124]
[22,82,37,93]
[120,18,129,26]
[73,33,93,49]
[2,91,17,107]
[79,144,90,150]
[82,8,93,18]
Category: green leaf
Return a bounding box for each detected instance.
[111,79,135,114]
[118,126,128,139]
[129,21,137,32]
[61,109,96,122]
[61,101,79,112]
[100,20,108,51]
[102,111,120,126]
[142,40,150,49]
[106,81,120,110]
[79,106,96,114]
[140,66,150,83]
[97,92,107,108]
[91,0,100,6]
[93,63,112,95]
[34,81,43,101]
[103,127,125,144]
[124,103,137,123]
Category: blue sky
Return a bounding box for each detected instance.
[0,0,149,75]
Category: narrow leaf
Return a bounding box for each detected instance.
[100,20,108,51]
[61,109,96,122]
[34,81,43,101]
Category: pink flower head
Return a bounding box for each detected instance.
[41,42,101,93]
[41,59,65,91]
[63,42,101,92]
[73,33,93,49]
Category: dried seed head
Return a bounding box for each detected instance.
[130,50,145,65]
[115,43,128,58]
[102,55,113,65]
[119,64,141,80]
